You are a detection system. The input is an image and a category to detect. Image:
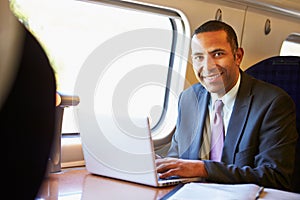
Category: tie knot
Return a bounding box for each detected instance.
[214,100,223,113]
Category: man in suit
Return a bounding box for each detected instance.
[156,20,298,191]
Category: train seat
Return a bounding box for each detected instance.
[245,55,300,193]
[0,21,56,198]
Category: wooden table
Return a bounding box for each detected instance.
[37,167,174,199]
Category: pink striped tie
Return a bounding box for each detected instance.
[210,100,224,161]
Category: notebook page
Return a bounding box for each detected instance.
[168,182,261,200]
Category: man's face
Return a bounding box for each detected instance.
[191,30,243,98]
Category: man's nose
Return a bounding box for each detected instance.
[203,55,215,71]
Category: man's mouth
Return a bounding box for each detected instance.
[201,72,223,80]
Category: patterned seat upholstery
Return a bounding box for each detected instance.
[245,56,300,193]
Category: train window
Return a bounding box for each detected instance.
[10,0,189,144]
[280,33,300,56]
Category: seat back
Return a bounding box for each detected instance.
[245,56,300,193]
[0,19,56,199]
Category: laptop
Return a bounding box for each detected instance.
[79,114,202,187]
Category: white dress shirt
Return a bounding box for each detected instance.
[209,73,241,135]
[199,73,241,159]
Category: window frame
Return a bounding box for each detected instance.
[280,33,300,56]
[10,0,191,167]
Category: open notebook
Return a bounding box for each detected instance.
[162,182,264,200]
[80,115,202,187]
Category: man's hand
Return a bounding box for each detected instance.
[155,157,208,179]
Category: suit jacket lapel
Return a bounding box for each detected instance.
[185,86,209,159]
[222,72,253,163]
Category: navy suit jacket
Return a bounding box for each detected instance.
[167,70,298,191]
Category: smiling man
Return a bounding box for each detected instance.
[191,26,242,98]
[156,20,298,191]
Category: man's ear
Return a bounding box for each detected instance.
[235,47,244,66]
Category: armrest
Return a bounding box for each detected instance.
[56,92,80,108]
[49,92,80,173]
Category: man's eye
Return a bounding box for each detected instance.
[214,52,224,57]
[193,55,203,61]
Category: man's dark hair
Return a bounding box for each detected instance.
[194,20,239,52]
